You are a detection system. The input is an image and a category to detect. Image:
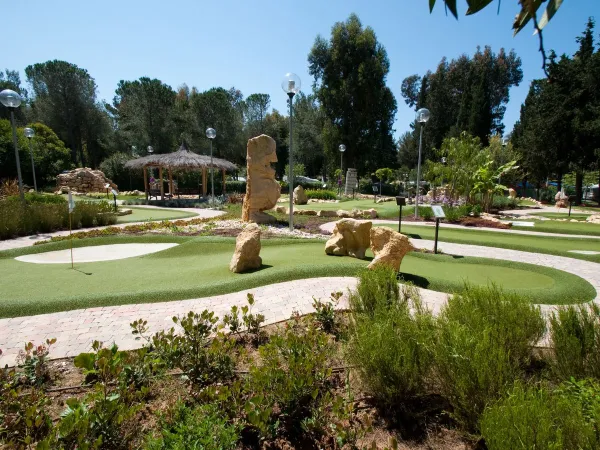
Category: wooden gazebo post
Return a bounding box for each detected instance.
[143,166,149,201]
[202,167,207,196]
[222,169,226,195]
[168,168,174,198]
[159,166,164,200]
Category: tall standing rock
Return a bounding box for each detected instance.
[230,223,262,273]
[242,135,281,223]
[293,185,308,205]
[325,219,372,259]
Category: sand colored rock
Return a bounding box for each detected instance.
[317,210,338,217]
[336,210,353,218]
[275,206,287,214]
[367,227,414,271]
[365,208,378,219]
[508,188,517,199]
[230,223,262,273]
[295,209,317,216]
[56,168,117,194]
[293,185,308,205]
[325,219,372,259]
[242,135,281,223]
[587,214,600,224]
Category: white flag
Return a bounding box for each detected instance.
[68,191,75,213]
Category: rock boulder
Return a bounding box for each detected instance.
[325,219,372,259]
[230,223,262,273]
[293,185,308,205]
[368,227,414,271]
[56,168,117,194]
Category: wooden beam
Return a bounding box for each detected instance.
[143,167,148,201]
[202,167,207,196]
[159,166,164,200]
[222,169,226,195]
[169,168,174,198]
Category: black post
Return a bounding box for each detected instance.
[569,201,572,217]
[398,205,403,233]
[113,193,117,212]
[434,218,440,254]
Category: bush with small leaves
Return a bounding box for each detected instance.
[312,292,342,335]
[145,402,240,450]
[222,294,266,345]
[244,317,335,441]
[433,285,545,431]
[131,310,236,389]
[16,338,56,387]
[349,266,400,315]
[480,380,600,450]
[550,303,600,381]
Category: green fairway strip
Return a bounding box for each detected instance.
[0,236,593,318]
[116,207,197,224]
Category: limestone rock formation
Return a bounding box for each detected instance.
[230,223,262,273]
[56,168,117,194]
[508,188,517,199]
[555,191,569,208]
[242,135,281,223]
[587,214,600,224]
[325,219,372,259]
[317,210,338,217]
[293,185,308,205]
[368,227,414,271]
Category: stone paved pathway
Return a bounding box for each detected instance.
[1,237,599,366]
[0,207,225,252]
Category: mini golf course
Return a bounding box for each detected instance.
[510,219,600,236]
[0,235,593,318]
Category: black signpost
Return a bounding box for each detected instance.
[372,185,378,203]
[568,195,577,217]
[396,196,406,233]
[430,205,446,254]
[111,189,118,212]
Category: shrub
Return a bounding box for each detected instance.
[312,292,342,335]
[306,189,337,200]
[244,317,334,440]
[442,206,462,222]
[222,294,266,345]
[480,381,599,450]
[550,303,600,381]
[16,338,56,387]
[225,180,246,193]
[348,277,435,407]
[433,285,545,431]
[419,206,433,220]
[146,402,240,450]
[349,266,400,315]
[490,195,517,210]
[131,310,236,389]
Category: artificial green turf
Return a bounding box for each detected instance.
[0,235,593,318]
[511,219,600,237]
[518,199,539,207]
[380,223,600,263]
[529,212,591,220]
[116,207,196,224]
[295,199,402,219]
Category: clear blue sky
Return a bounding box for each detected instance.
[5,0,599,139]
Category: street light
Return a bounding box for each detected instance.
[281,72,301,231]
[24,127,37,192]
[339,144,346,195]
[414,107,431,218]
[0,89,24,201]
[502,136,509,147]
[147,145,153,154]
[206,127,217,207]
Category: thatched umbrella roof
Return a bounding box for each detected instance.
[125,144,237,172]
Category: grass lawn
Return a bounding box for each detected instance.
[295,199,403,219]
[511,219,600,236]
[379,223,600,263]
[518,198,539,207]
[0,235,593,318]
[116,207,197,224]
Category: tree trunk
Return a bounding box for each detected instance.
[557,170,563,193]
[536,182,540,201]
[575,171,583,205]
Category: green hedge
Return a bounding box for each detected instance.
[305,189,337,200]
[0,198,116,240]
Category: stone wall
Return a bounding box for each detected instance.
[56,168,117,194]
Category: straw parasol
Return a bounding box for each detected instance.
[125,144,237,200]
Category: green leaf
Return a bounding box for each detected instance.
[538,0,563,30]
[466,0,493,15]
[512,0,542,36]
[443,0,458,18]
[73,352,95,371]
[429,0,437,13]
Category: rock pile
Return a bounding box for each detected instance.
[56,168,117,194]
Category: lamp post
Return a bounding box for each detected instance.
[206,128,217,207]
[24,127,37,192]
[0,89,24,202]
[414,107,431,218]
[440,156,447,199]
[339,144,346,195]
[281,73,301,231]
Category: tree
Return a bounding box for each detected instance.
[25,60,101,166]
[308,14,397,177]
[0,120,72,187]
[263,109,289,179]
[244,93,270,137]
[401,47,522,156]
[292,93,325,177]
[110,77,176,154]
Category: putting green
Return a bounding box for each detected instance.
[116,207,197,224]
[0,236,593,318]
[529,212,591,220]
